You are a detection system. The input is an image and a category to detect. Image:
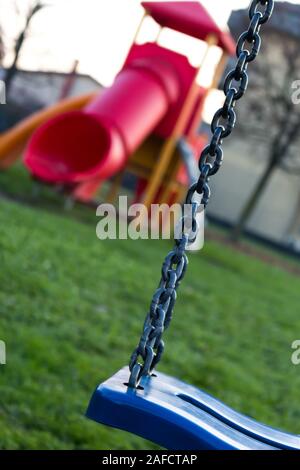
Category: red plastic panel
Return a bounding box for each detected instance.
[86,53,180,151]
[24,111,125,184]
[24,46,180,184]
[124,43,199,138]
[142,2,235,54]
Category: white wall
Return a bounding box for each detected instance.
[207,138,300,243]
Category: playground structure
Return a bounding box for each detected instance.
[0,2,235,209]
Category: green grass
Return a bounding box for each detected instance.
[0,165,300,449]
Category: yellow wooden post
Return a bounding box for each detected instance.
[132,11,147,44]
[188,50,228,138]
[142,34,218,210]
[160,47,229,206]
[155,26,163,44]
[106,171,125,204]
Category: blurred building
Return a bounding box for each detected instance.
[0,68,101,131]
[206,1,300,249]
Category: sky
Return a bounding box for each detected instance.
[0,0,299,86]
[0,0,256,85]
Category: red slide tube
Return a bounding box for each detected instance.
[24,57,180,185]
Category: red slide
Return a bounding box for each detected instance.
[24,55,180,186]
[23,2,235,201]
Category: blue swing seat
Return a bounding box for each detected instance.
[86,367,300,450]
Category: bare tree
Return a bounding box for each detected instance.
[0,26,5,65]
[3,1,47,94]
[231,30,300,240]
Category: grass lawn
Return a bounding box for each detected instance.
[0,165,300,449]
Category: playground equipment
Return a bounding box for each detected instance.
[87,0,300,450]
[87,367,299,450]
[23,1,235,205]
[0,92,96,169]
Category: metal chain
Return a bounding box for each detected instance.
[128,0,274,388]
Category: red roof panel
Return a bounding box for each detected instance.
[141,2,235,55]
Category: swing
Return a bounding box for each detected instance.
[86,0,300,450]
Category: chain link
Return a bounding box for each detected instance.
[128,234,190,388]
[193,0,273,202]
[128,0,274,388]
